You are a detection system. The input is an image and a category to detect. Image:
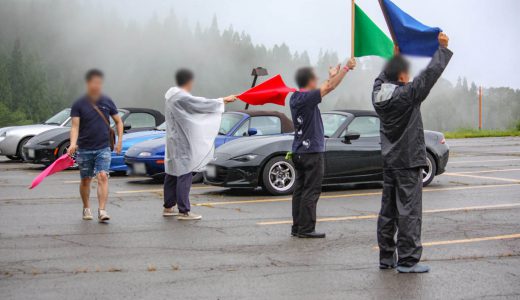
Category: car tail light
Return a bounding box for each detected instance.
[54,148,59,156]
[156,159,164,164]
[440,137,446,144]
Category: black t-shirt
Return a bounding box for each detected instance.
[290,89,324,153]
[70,95,118,150]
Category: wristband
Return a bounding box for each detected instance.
[343,65,350,72]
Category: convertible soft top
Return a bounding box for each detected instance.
[331,109,378,117]
[234,110,294,133]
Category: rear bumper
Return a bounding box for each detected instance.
[0,136,19,156]
[124,156,164,176]
[110,153,128,172]
[436,149,449,175]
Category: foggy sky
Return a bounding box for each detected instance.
[90,0,520,89]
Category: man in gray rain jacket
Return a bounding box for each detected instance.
[162,69,236,220]
[372,33,452,273]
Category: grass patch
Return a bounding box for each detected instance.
[444,128,520,139]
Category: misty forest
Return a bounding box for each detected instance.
[0,0,518,131]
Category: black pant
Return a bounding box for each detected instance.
[291,153,324,234]
[377,167,423,267]
[163,173,193,213]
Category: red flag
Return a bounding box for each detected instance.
[237,74,296,106]
[29,154,75,189]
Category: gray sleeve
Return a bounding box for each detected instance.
[409,47,453,103]
[372,72,388,104]
[175,96,224,114]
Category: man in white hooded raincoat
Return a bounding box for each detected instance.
[162,69,236,220]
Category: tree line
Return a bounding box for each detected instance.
[0,0,518,130]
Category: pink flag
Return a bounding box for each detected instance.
[29,154,75,189]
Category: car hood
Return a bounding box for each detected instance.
[125,137,166,157]
[2,124,62,136]
[122,130,165,151]
[28,127,71,144]
[216,135,293,156]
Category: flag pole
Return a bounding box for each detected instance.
[378,0,398,50]
[351,0,355,58]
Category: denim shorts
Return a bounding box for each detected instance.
[76,147,111,179]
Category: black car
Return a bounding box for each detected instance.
[22,108,165,165]
[204,110,449,195]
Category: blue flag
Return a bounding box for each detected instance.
[380,0,441,57]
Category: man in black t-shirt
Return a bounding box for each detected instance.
[68,69,124,223]
[290,58,356,238]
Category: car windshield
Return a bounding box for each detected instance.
[218,113,243,135]
[44,109,71,125]
[322,113,348,138]
[156,122,166,131]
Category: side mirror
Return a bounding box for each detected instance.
[124,124,132,131]
[342,131,360,144]
[247,128,258,136]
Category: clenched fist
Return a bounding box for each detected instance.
[439,32,449,48]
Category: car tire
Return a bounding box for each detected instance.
[422,152,437,187]
[262,156,296,196]
[17,136,33,160]
[192,172,203,183]
[58,140,70,157]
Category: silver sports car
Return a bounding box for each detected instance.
[0,109,72,160]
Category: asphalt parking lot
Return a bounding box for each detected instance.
[1,137,519,299]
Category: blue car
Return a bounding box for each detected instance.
[124,110,293,180]
[110,123,166,173]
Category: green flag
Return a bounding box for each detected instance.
[354,4,394,58]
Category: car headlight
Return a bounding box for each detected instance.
[38,140,54,146]
[230,154,258,162]
[138,151,152,157]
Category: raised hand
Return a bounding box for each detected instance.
[346,57,356,70]
[328,64,341,78]
[439,32,449,48]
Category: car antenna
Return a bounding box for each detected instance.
[244,67,268,110]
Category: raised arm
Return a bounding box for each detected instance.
[320,58,356,97]
[409,32,453,103]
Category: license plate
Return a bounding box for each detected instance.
[205,165,216,178]
[132,163,146,175]
[28,149,35,158]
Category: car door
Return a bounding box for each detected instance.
[123,112,157,133]
[324,115,383,183]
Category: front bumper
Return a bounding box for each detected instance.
[124,155,165,177]
[22,144,56,164]
[436,148,449,175]
[203,164,261,188]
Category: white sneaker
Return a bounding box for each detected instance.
[176,212,202,220]
[163,207,180,217]
[98,209,110,223]
[83,208,93,220]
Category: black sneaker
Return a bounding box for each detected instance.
[297,231,326,238]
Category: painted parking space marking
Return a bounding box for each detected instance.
[194,183,520,207]
[257,203,520,225]
[448,158,520,164]
[115,186,213,194]
[444,172,520,183]
[373,233,520,249]
[451,168,520,174]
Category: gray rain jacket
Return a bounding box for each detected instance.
[372,47,453,170]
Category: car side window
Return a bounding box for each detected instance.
[250,116,282,135]
[233,120,250,136]
[344,116,380,138]
[124,113,156,128]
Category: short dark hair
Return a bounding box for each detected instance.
[85,69,104,82]
[295,67,316,89]
[175,68,194,87]
[384,55,410,82]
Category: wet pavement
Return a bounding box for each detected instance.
[1,137,519,299]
